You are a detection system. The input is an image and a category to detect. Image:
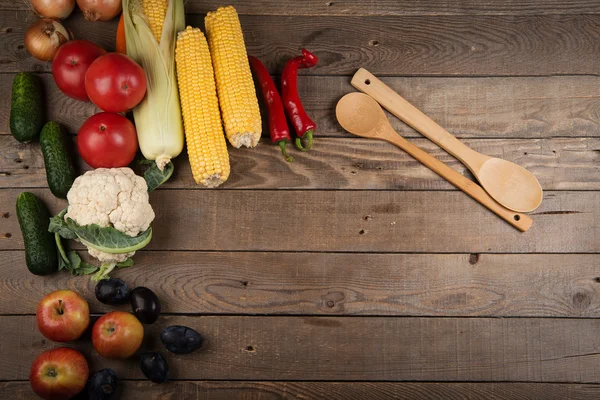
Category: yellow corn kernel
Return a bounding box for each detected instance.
[142,0,168,43]
[205,6,261,148]
[175,26,230,187]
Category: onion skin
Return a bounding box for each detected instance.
[24,19,71,61]
[31,0,76,19]
[76,0,122,22]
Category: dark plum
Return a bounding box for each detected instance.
[161,325,204,354]
[139,352,168,383]
[87,368,117,400]
[130,287,161,324]
[95,278,130,305]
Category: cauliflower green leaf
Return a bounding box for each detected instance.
[142,160,174,192]
[54,231,99,276]
[49,210,77,240]
[92,258,134,282]
[65,218,153,254]
[50,208,153,254]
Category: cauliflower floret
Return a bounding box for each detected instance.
[65,168,155,263]
[88,248,134,264]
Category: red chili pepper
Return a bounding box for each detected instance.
[281,49,318,151]
[249,56,294,162]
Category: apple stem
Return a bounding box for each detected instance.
[57,299,64,315]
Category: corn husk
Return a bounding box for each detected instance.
[122,0,185,170]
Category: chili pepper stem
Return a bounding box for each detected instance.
[295,130,313,151]
[279,141,295,162]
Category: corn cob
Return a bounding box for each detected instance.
[142,0,168,43]
[175,26,230,187]
[205,6,261,148]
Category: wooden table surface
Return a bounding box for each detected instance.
[1,1,600,399]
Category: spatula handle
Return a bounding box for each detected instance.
[382,130,532,232]
[351,68,487,169]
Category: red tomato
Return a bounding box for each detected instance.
[78,113,138,168]
[85,53,147,113]
[52,40,106,101]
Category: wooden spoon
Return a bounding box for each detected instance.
[336,92,533,232]
[351,68,543,213]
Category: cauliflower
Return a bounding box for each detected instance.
[65,168,155,264]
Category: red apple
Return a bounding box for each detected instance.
[92,311,144,359]
[29,347,89,400]
[37,290,90,342]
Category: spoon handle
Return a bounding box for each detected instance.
[351,68,487,171]
[381,130,532,232]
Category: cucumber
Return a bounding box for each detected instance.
[16,192,58,276]
[40,122,76,199]
[10,72,44,143]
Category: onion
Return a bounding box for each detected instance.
[24,18,71,61]
[30,0,76,19]
[76,0,122,22]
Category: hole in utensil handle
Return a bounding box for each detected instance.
[365,79,371,85]
[514,215,521,221]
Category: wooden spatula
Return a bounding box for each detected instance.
[351,68,543,213]
[336,92,533,232]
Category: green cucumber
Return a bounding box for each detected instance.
[10,72,44,143]
[40,122,76,199]
[16,192,58,276]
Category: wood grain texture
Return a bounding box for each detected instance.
[2,135,598,191]
[2,252,600,317]
[4,11,600,75]
[4,74,600,140]
[4,315,600,382]
[4,1,600,15]
[1,189,599,253]
[3,381,600,400]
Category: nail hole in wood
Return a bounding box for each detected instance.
[14,158,22,163]
[594,277,600,283]
[370,40,379,46]
[23,165,29,170]
[326,1,333,6]
[241,281,248,287]
[326,300,335,308]
[245,345,255,352]
[469,254,480,265]
[359,229,365,235]
[17,44,24,50]
[4,233,11,238]
[3,213,9,218]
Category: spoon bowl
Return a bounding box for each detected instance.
[336,92,384,137]
[478,158,543,213]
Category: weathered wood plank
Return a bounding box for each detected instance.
[3,315,600,381]
[4,74,600,140]
[1,252,600,317]
[2,135,598,191]
[1,189,598,253]
[3,11,600,75]
[4,1,600,15]
[3,381,600,400]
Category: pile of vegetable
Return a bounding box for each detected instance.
[11,0,321,395]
